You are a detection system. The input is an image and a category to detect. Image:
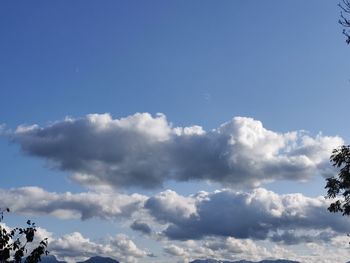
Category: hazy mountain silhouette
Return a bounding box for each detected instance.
[189,260,300,263]
[77,256,119,263]
[38,256,119,263]
[38,255,299,263]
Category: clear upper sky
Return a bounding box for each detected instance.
[1,1,350,263]
[1,1,349,133]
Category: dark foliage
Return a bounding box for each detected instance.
[325,145,350,215]
[339,0,350,43]
[0,208,49,263]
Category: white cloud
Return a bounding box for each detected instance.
[1,185,348,248]
[11,113,343,189]
[50,232,148,263]
[109,234,148,259]
[163,244,187,257]
[161,237,292,263]
[145,190,197,223]
[145,188,350,241]
[2,185,350,263]
[0,220,148,263]
[0,186,146,220]
[161,233,350,263]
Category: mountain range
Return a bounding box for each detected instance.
[37,256,301,263]
[189,260,300,263]
[38,256,119,263]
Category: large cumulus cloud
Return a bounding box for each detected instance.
[145,188,350,242]
[12,113,343,189]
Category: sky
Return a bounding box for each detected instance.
[1,1,350,262]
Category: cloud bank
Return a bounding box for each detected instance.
[1,185,348,246]
[145,188,350,241]
[161,235,350,263]
[12,113,343,189]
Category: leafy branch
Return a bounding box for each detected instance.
[0,208,49,263]
[339,0,350,43]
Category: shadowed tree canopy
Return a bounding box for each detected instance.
[325,146,350,215]
[0,208,49,263]
[339,0,350,43]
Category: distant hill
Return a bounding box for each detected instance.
[38,256,119,263]
[38,255,298,263]
[77,256,119,263]
[189,259,300,263]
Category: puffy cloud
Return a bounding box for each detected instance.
[294,235,350,263]
[0,186,146,220]
[109,234,149,260]
[144,190,197,224]
[162,238,281,263]
[1,185,348,248]
[2,185,350,263]
[13,113,172,189]
[161,234,350,263]
[130,220,152,235]
[145,188,350,242]
[11,113,343,189]
[163,244,187,257]
[159,230,350,263]
[35,227,350,263]
[50,232,148,263]
[0,220,148,263]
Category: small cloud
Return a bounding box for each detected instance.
[203,92,211,101]
[130,220,152,235]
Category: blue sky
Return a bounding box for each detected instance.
[1,1,350,262]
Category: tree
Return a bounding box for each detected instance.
[339,0,350,43]
[325,145,350,215]
[0,208,49,263]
